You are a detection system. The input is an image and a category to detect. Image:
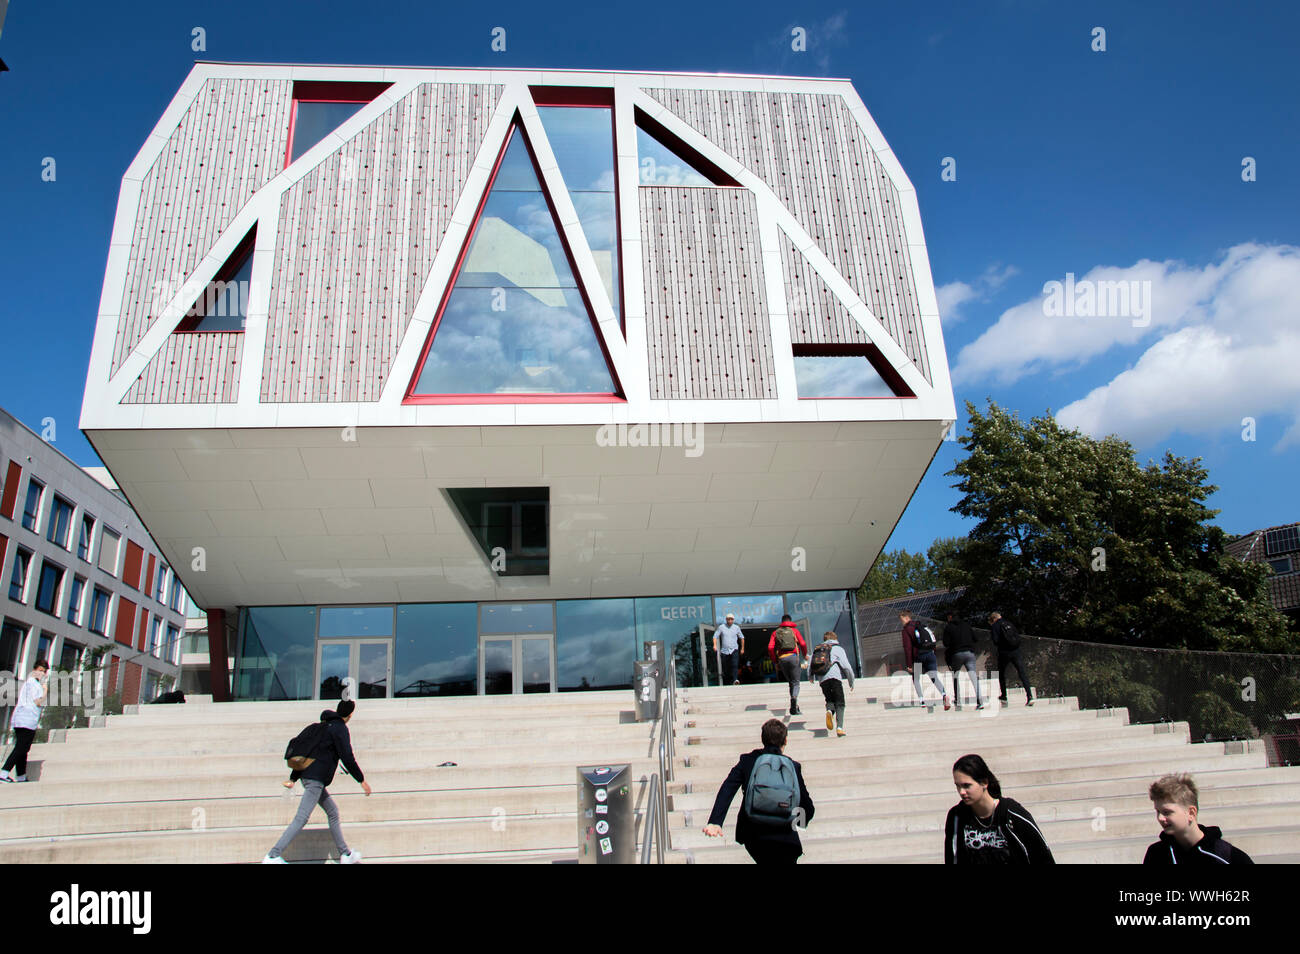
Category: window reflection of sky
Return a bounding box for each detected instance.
[793,356,894,398]
[415,127,614,395]
[557,599,636,690]
[290,101,365,162]
[636,127,712,186]
[537,108,620,319]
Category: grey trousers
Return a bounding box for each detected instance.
[949,650,985,705]
[269,779,349,858]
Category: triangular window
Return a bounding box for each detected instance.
[791,345,913,398]
[635,108,740,187]
[286,81,391,166]
[407,124,619,400]
[176,228,256,333]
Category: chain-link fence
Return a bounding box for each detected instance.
[879,618,1300,766]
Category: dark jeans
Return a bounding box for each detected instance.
[3,727,35,775]
[777,654,802,702]
[720,651,740,685]
[820,678,846,728]
[745,841,801,864]
[998,650,1032,700]
[913,651,946,702]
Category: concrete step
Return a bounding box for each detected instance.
[670,766,1300,815]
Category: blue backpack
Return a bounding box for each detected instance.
[743,753,801,827]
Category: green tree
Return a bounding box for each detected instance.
[947,401,1294,653]
[857,548,935,602]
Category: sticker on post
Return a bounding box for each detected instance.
[595,788,608,803]
[595,804,608,815]
[596,820,609,835]
[600,837,613,855]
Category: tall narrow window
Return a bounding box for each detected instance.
[78,513,95,561]
[536,103,620,322]
[21,478,44,532]
[46,496,73,548]
[9,546,32,602]
[408,123,618,400]
[67,575,86,625]
[35,560,64,616]
[89,587,111,636]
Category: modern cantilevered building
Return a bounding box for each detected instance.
[80,64,956,703]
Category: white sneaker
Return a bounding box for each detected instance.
[11,774,26,783]
[261,854,287,864]
[340,849,362,864]
[0,770,11,783]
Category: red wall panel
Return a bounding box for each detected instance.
[0,461,21,521]
[123,540,144,590]
[123,661,143,706]
[114,597,137,646]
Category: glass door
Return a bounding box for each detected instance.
[478,635,555,694]
[316,638,393,700]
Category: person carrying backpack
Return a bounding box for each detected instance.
[263,699,371,863]
[899,612,950,710]
[988,612,1034,706]
[810,632,855,736]
[767,615,808,715]
[702,719,815,864]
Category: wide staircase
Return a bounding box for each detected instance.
[1,680,1296,863]
[667,680,1300,863]
[0,692,659,864]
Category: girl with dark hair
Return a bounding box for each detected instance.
[944,754,1054,864]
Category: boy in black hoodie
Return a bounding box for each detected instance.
[1142,774,1253,864]
[263,699,371,863]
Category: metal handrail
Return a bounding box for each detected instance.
[641,658,678,862]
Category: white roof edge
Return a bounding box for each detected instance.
[189,61,856,84]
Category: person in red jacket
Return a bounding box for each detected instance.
[768,615,808,715]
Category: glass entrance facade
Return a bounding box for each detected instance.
[233,589,858,701]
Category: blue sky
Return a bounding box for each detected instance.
[1,1,1296,560]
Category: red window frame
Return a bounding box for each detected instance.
[404,114,625,406]
[174,227,257,334]
[0,460,21,521]
[790,343,916,399]
[284,80,392,169]
[633,107,742,188]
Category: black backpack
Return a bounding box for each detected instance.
[285,721,330,771]
[809,643,835,677]
[997,620,1022,651]
[913,624,937,653]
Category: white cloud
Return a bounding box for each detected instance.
[936,263,1018,326]
[956,243,1300,449]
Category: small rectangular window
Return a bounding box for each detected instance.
[149,617,162,656]
[9,546,33,602]
[67,575,86,625]
[59,639,83,673]
[21,478,44,532]
[37,631,54,663]
[170,575,185,613]
[167,624,181,664]
[78,514,95,561]
[89,587,111,636]
[98,528,121,576]
[0,620,28,672]
[156,563,169,602]
[35,560,64,616]
[46,496,74,548]
[1268,557,1293,575]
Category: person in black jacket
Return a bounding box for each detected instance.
[702,719,815,864]
[943,612,986,709]
[945,754,1054,864]
[988,612,1033,706]
[1142,774,1254,864]
[263,699,372,863]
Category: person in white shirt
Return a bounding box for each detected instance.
[713,614,745,685]
[2,659,49,783]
